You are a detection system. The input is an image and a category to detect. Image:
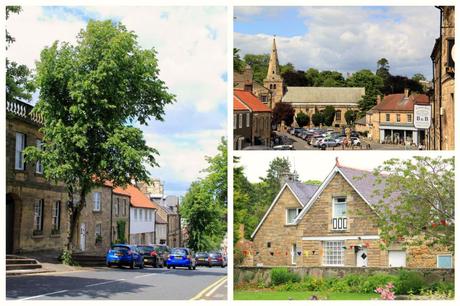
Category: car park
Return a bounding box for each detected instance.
[195,252,209,266]
[207,252,227,268]
[319,137,339,149]
[106,244,144,269]
[166,248,196,270]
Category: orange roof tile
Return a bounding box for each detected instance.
[234,97,249,111]
[372,93,429,112]
[113,185,156,209]
[234,89,272,112]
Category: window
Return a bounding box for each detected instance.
[139,209,143,221]
[145,209,148,221]
[323,241,345,266]
[15,132,26,170]
[286,208,302,224]
[134,209,138,220]
[396,114,401,122]
[291,244,297,265]
[93,192,101,211]
[437,255,452,268]
[407,114,412,122]
[123,199,127,216]
[150,211,153,221]
[52,201,61,231]
[114,198,119,216]
[335,110,342,121]
[261,96,267,102]
[386,114,390,122]
[246,113,250,127]
[35,139,44,174]
[238,114,243,128]
[332,197,347,230]
[233,115,236,129]
[33,199,44,233]
[95,223,102,237]
[267,242,271,248]
[273,84,276,89]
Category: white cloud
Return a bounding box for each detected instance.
[235,6,438,77]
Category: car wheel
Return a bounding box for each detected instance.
[167,265,170,269]
[172,266,176,269]
[193,265,196,270]
[188,264,192,270]
[221,264,224,268]
[106,261,111,268]
[153,258,158,268]
[139,261,144,269]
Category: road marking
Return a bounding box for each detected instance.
[205,277,227,297]
[20,290,68,300]
[85,279,125,287]
[190,276,227,300]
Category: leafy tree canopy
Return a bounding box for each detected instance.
[272,102,295,126]
[322,106,336,126]
[295,111,309,127]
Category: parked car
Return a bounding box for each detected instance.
[207,252,227,268]
[136,244,168,268]
[312,137,324,147]
[319,137,339,149]
[351,137,361,146]
[273,144,294,150]
[152,244,170,265]
[350,131,360,138]
[195,252,209,266]
[167,248,196,270]
[106,244,144,269]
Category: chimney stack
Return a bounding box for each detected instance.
[376,95,381,105]
[404,88,409,98]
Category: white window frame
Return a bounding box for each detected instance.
[233,114,236,129]
[114,198,119,216]
[332,197,347,230]
[145,209,148,221]
[323,240,345,266]
[95,223,102,237]
[134,208,138,220]
[286,208,302,225]
[34,199,44,232]
[246,113,250,127]
[139,209,143,221]
[15,132,26,170]
[407,114,412,123]
[123,199,127,216]
[437,254,453,269]
[396,114,401,122]
[386,113,390,122]
[93,192,101,212]
[238,114,243,129]
[52,200,61,231]
[35,139,44,174]
[291,243,297,265]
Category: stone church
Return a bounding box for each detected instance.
[235,37,365,127]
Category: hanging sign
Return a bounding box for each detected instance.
[414,105,431,129]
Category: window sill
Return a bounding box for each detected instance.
[92,210,102,213]
[32,234,44,239]
[50,234,61,238]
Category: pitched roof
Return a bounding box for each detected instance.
[234,97,249,111]
[113,185,156,209]
[286,181,319,205]
[355,116,366,125]
[234,89,272,112]
[282,87,365,104]
[370,93,429,112]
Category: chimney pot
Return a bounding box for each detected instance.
[404,88,409,97]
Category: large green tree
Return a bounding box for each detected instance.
[24,20,175,259]
[181,138,227,251]
[346,69,384,113]
[6,6,35,103]
[272,102,295,126]
[243,53,270,84]
[376,58,390,82]
[370,157,454,252]
[295,111,309,127]
[322,106,336,126]
[233,48,245,73]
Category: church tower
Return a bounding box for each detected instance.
[263,36,284,109]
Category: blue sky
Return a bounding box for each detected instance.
[7,6,227,196]
[234,6,439,79]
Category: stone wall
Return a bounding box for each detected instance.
[111,193,130,244]
[234,266,454,287]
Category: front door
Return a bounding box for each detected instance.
[356,248,368,267]
[80,223,86,251]
[6,195,15,254]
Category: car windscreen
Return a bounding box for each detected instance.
[209,253,222,258]
[137,246,154,252]
[112,246,130,251]
[170,248,187,256]
[196,252,208,257]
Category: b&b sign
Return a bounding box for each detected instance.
[414,105,431,129]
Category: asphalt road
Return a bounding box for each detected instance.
[6,266,227,300]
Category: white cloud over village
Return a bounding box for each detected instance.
[234,6,438,78]
[6,6,227,195]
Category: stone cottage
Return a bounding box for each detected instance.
[251,160,453,269]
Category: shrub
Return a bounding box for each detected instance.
[360,273,399,293]
[270,268,300,286]
[394,270,426,295]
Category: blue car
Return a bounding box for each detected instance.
[106,244,144,269]
[166,248,196,270]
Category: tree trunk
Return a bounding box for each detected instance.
[64,185,87,257]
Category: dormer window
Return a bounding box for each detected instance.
[332,197,347,230]
[286,208,302,224]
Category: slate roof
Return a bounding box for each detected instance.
[286,181,319,206]
[370,93,429,112]
[282,87,365,104]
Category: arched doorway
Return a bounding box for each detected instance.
[6,194,16,254]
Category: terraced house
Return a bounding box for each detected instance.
[251,159,453,269]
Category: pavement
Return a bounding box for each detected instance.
[6,266,227,300]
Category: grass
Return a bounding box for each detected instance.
[234,290,380,300]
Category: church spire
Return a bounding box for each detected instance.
[267,36,280,79]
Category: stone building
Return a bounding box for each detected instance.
[282,87,364,127]
[234,89,272,148]
[429,6,455,150]
[251,160,453,268]
[365,90,430,145]
[6,100,130,256]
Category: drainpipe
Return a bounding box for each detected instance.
[110,190,113,246]
[435,6,443,150]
